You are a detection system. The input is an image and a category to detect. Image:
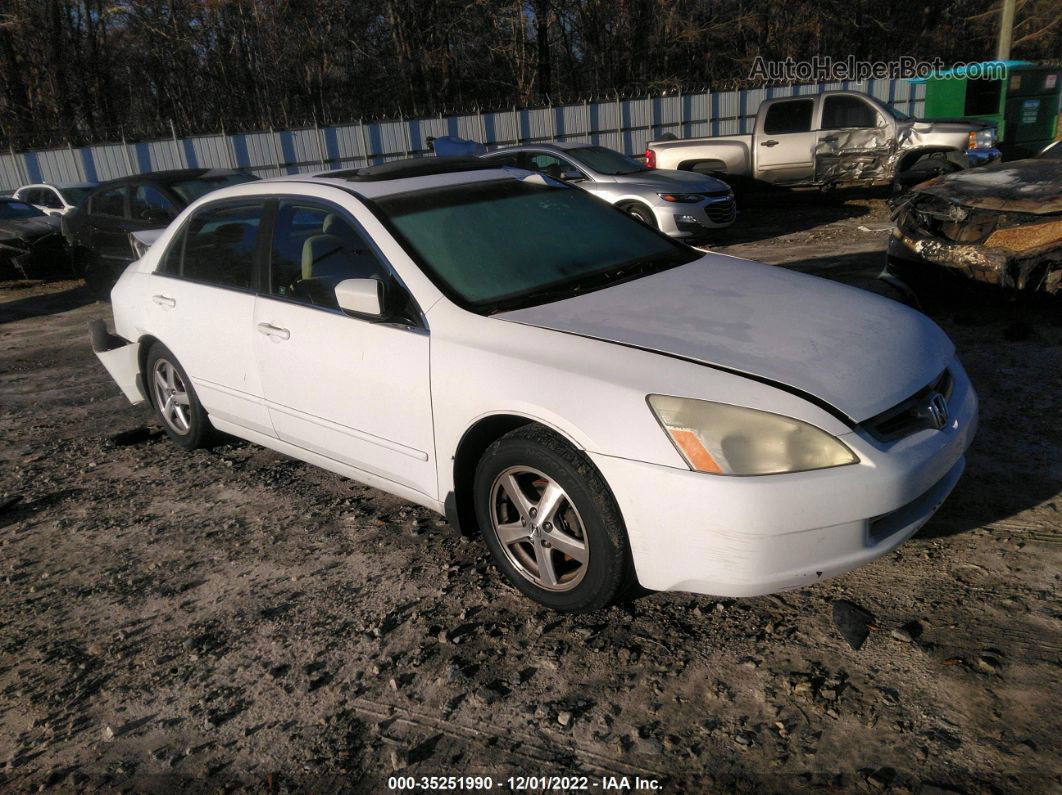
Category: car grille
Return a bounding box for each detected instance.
[861,369,953,443]
[704,197,736,224]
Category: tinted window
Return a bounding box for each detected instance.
[168,172,258,204]
[92,186,126,217]
[525,153,574,180]
[0,200,45,220]
[376,179,697,310]
[158,229,185,276]
[821,96,878,129]
[130,184,177,222]
[38,189,63,209]
[484,153,520,168]
[763,99,814,134]
[60,187,93,206]
[568,146,647,175]
[179,203,263,288]
[269,201,386,309]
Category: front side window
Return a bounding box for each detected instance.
[130,184,177,222]
[268,201,387,309]
[821,96,879,130]
[763,99,814,135]
[60,187,93,207]
[91,186,126,217]
[524,153,574,180]
[376,179,698,312]
[38,189,63,209]
[176,202,263,289]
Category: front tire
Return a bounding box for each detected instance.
[473,426,633,612]
[621,202,658,228]
[145,342,215,450]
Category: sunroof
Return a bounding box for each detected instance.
[328,157,499,182]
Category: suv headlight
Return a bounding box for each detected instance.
[647,395,858,476]
[968,128,996,150]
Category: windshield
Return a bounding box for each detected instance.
[569,146,648,175]
[168,173,258,204]
[0,200,45,220]
[882,102,913,121]
[375,179,698,312]
[60,187,93,206]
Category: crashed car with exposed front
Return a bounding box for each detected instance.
[0,197,67,280]
[887,158,1062,296]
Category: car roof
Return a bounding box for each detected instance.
[97,168,250,188]
[487,142,596,154]
[253,158,539,199]
[19,181,98,191]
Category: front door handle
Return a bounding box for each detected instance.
[152,294,176,308]
[760,139,779,147]
[257,322,290,341]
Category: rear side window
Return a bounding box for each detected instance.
[91,186,126,217]
[821,96,878,129]
[166,202,263,289]
[268,201,387,309]
[763,99,814,134]
[39,189,63,209]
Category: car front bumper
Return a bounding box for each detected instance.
[589,360,978,596]
[655,195,737,238]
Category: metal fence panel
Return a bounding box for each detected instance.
[0,78,929,193]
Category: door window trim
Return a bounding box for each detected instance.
[153,197,269,296]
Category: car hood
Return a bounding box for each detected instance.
[905,159,1062,214]
[0,215,60,241]
[497,254,954,422]
[608,168,731,193]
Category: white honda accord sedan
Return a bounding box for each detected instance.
[91,157,977,612]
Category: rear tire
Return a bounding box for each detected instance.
[474,426,633,612]
[145,342,215,450]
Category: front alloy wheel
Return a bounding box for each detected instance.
[474,426,633,612]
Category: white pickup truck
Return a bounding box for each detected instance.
[645,90,1000,191]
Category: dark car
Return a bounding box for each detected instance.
[0,198,67,281]
[64,168,258,297]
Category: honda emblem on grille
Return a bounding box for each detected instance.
[925,392,949,430]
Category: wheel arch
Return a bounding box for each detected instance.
[896,146,965,173]
[447,413,590,536]
[677,158,728,176]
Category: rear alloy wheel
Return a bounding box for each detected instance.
[623,203,658,228]
[146,342,215,450]
[474,426,633,612]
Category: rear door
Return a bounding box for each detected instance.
[252,198,436,498]
[87,184,136,266]
[756,98,817,184]
[145,199,273,436]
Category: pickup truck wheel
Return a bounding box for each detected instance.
[145,343,216,450]
[621,203,657,228]
[474,426,633,612]
[893,153,963,194]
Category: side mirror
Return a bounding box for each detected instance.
[335,278,384,318]
[560,169,585,182]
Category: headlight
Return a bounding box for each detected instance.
[658,193,702,203]
[647,395,858,476]
[967,128,996,150]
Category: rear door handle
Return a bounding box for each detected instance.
[760,139,779,147]
[152,294,175,308]
[257,322,290,341]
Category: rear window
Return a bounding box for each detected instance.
[763,99,814,135]
[168,173,258,204]
[375,179,697,311]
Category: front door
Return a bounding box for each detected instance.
[145,199,273,436]
[252,199,436,499]
[756,98,817,184]
[88,184,136,270]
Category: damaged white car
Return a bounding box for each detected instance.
[91,158,977,612]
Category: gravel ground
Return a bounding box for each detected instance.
[1,194,1060,793]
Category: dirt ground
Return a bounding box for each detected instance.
[1,192,1060,793]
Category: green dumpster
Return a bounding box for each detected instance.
[914,61,1061,160]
